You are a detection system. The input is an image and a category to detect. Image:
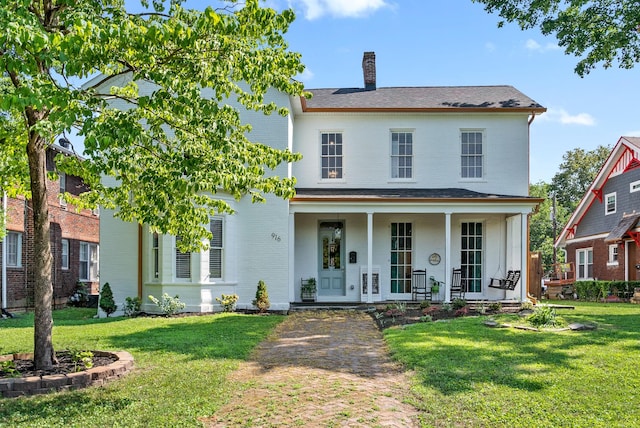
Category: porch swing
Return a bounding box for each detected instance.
[488,221,521,291]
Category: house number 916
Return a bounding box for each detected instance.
[271,233,281,242]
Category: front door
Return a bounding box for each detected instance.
[318,222,345,297]
[627,241,639,281]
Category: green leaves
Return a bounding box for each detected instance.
[1,0,308,251]
[473,0,640,76]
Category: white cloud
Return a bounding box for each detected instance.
[291,0,389,20]
[539,108,596,126]
[297,68,315,84]
[525,38,561,52]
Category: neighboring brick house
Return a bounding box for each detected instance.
[1,143,99,310]
[556,137,640,281]
[97,52,545,315]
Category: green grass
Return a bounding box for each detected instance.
[0,308,284,427]
[384,301,640,428]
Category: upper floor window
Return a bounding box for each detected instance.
[61,239,69,270]
[631,180,640,193]
[209,217,224,280]
[576,248,593,280]
[6,232,22,267]
[391,131,413,179]
[605,192,616,215]
[321,132,343,179]
[461,130,483,179]
[79,242,99,281]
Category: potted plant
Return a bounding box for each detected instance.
[430,276,440,294]
[301,277,317,302]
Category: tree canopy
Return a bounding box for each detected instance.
[1,0,307,369]
[473,0,640,76]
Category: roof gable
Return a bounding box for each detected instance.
[557,136,640,245]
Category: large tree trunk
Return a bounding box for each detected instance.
[27,134,55,370]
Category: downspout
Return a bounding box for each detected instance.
[138,224,143,299]
[2,191,7,309]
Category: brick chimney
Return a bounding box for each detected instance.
[362,51,376,90]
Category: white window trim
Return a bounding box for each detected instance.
[79,242,99,281]
[605,192,616,215]
[319,131,344,182]
[607,244,619,266]
[390,129,414,181]
[6,232,22,268]
[631,180,640,193]
[576,247,593,280]
[209,217,224,281]
[61,239,69,270]
[460,129,485,180]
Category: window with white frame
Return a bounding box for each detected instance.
[631,180,640,193]
[59,171,67,207]
[391,131,413,179]
[461,130,483,178]
[209,217,223,279]
[152,232,159,279]
[321,132,343,179]
[608,244,619,265]
[79,242,98,281]
[61,239,69,270]
[175,237,191,280]
[6,232,22,267]
[605,192,616,215]
[576,248,593,279]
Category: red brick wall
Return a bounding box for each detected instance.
[565,238,627,281]
[1,149,99,310]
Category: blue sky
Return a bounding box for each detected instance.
[133,0,639,183]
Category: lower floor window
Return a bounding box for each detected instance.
[576,248,593,279]
[461,222,483,293]
[80,242,99,281]
[390,222,412,293]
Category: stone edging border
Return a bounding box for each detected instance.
[0,351,134,398]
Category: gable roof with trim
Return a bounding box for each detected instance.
[556,136,640,246]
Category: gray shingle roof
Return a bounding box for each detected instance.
[302,86,545,112]
[293,188,538,201]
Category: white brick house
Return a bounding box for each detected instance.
[98,52,545,314]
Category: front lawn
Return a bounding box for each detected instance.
[385,301,640,427]
[0,309,284,427]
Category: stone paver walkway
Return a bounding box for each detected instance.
[204,310,420,427]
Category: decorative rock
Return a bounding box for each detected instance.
[568,323,597,331]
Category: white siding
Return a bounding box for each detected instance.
[292,112,530,196]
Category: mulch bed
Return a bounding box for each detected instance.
[2,350,118,379]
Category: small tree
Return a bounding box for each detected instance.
[99,283,117,317]
[252,280,270,313]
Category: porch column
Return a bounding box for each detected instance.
[444,212,452,303]
[288,213,295,304]
[520,212,528,302]
[367,211,373,304]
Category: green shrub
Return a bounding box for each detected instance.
[489,302,502,312]
[124,296,142,317]
[99,282,117,317]
[68,281,89,307]
[216,293,239,312]
[452,298,467,309]
[252,280,270,313]
[527,306,559,328]
[0,360,19,377]
[520,301,534,311]
[148,293,186,315]
[419,315,433,323]
[419,300,431,309]
[70,349,94,372]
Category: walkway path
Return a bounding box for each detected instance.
[205,310,420,427]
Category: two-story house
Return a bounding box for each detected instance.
[98,52,545,314]
[556,136,640,281]
[1,142,100,311]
